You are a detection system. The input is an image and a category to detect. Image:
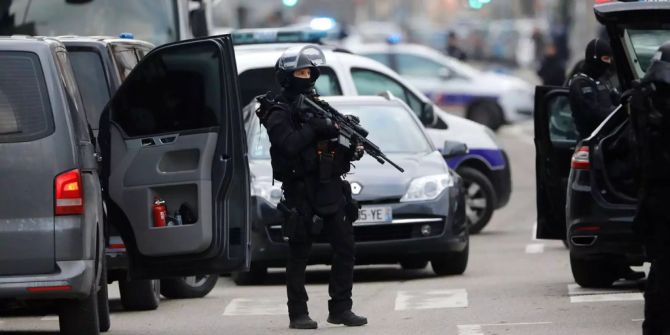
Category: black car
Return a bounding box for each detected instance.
[233,95,469,285]
[534,1,670,288]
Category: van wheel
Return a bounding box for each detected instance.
[232,264,268,285]
[161,275,218,299]
[97,263,110,332]
[400,259,429,270]
[570,254,619,288]
[59,289,100,335]
[467,101,504,130]
[431,244,469,276]
[458,167,496,234]
[119,279,160,311]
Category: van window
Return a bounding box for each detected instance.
[350,68,422,117]
[111,45,140,82]
[0,51,54,143]
[238,66,342,106]
[69,50,111,130]
[110,42,221,137]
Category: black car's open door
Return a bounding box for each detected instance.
[535,85,579,240]
[100,35,250,279]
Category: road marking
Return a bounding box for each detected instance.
[395,289,468,311]
[458,322,553,335]
[223,297,287,316]
[525,243,545,254]
[40,315,58,321]
[457,325,483,335]
[568,284,643,303]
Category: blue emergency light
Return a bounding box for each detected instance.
[231,29,330,45]
[386,34,402,45]
[119,32,134,39]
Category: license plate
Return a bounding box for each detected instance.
[356,206,392,224]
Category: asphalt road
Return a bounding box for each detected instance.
[0,121,647,335]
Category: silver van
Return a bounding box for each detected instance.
[0,35,250,334]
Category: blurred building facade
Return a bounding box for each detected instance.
[214,0,602,67]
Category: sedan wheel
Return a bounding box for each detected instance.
[459,167,496,234]
[160,275,218,299]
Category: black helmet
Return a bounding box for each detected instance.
[643,42,670,86]
[642,42,670,110]
[275,45,326,88]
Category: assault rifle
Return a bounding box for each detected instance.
[296,94,405,173]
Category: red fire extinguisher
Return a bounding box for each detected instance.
[152,198,167,228]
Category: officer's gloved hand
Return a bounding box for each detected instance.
[344,114,360,124]
[307,117,339,139]
[351,140,365,161]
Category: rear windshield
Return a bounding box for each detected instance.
[238,66,342,106]
[0,51,54,143]
[68,50,111,131]
[628,29,670,73]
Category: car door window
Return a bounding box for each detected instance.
[395,53,444,77]
[351,68,423,117]
[110,43,220,137]
[548,95,578,145]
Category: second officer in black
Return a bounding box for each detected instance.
[256,45,367,329]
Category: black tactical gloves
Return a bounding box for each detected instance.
[307,117,339,139]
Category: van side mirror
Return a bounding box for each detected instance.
[441,141,468,158]
[190,3,209,38]
[420,102,435,125]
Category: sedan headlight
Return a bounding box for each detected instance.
[400,173,453,202]
[251,178,283,206]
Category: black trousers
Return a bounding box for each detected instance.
[286,207,355,318]
[643,248,670,335]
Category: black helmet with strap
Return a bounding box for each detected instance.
[275,45,326,88]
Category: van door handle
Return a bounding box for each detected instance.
[141,138,156,147]
[160,136,177,144]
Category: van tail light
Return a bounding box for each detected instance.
[55,169,83,215]
[571,146,590,170]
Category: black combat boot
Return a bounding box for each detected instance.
[327,310,367,327]
[289,314,318,329]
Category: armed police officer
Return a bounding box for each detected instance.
[256,45,367,329]
[569,38,620,139]
[626,42,670,335]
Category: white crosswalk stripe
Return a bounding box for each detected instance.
[568,284,643,303]
[223,297,287,316]
[458,322,553,335]
[40,315,59,321]
[394,289,468,311]
[457,325,484,335]
[525,243,545,254]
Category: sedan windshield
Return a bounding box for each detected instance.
[0,0,178,46]
[248,103,432,160]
